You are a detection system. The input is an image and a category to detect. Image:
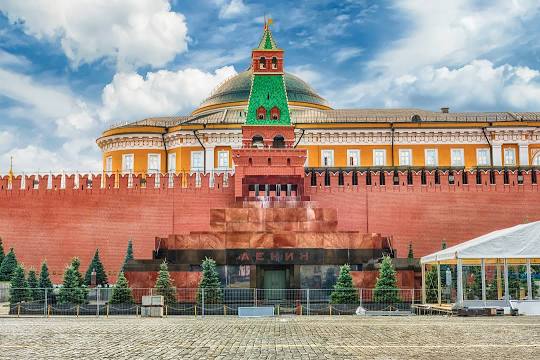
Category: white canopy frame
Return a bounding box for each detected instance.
[420,221,540,306]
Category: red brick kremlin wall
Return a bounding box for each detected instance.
[1,170,539,283]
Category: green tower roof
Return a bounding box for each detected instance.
[257,24,278,50]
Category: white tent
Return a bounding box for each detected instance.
[422,221,540,264]
[420,221,540,307]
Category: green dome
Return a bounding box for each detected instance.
[196,70,330,112]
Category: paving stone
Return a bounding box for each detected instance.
[0,316,539,359]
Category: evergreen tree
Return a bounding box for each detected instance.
[121,240,134,272]
[425,266,438,303]
[407,242,414,265]
[330,264,358,304]
[196,257,223,304]
[0,248,17,281]
[38,261,53,290]
[10,264,29,304]
[154,262,176,305]
[441,240,447,250]
[0,237,5,266]
[373,255,400,303]
[70,258,84,287]
[109,272,134,304]
[465,266,482,300]
[27,269,41,302]
[58,265,87,304]
[84,249,108,286]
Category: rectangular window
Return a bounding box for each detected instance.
[373,149,386,167]
[167,153,176,173]
[425,149,438,167]
[147,154,161,174]
[122,154,134,174]
[304,150,309,167]
[399,149,412,166]
[105,156,113,174]
[218,151,229,169]
[347,149,360,167]
[191,151,204,171]
[504,148,516,166]
[477,148,490,166]
[321,150,334,167]
[451,148,465,167]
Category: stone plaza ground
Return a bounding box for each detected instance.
[0,316,539,359]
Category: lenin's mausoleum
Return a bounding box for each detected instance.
[2,24,540,290]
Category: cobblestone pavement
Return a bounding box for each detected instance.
[0,316,539,359]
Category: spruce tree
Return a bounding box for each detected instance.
[70,258,84,287]
[58,265,87,304]
[197,257,223,304]
[27,269,41,302]
[154,262,176,305]
[10,264,29,304]
[373,255,400,303]
[38,261,53,290]
[0,248,17,281]
[0,237,4,266]
[121,240,134,272]
[84,249,108,286]
[425,266,438,303]
[330,264,358,304]
[109,272,134,304]
[407,242,414,265]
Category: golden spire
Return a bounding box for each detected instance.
[8,156,13,181]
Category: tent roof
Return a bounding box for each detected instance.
[421,221,540,264]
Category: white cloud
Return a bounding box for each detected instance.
[0,0,188,70]
[333,47,363,64]
[371,0,540,75]
[338,60,540,110]
[0,144,101,173]
[331,0,540,111]
[215,0,249,19]
[100,66,238,122]
[0,130,13,152]
[0,64,101,173]
[0,68,85,120]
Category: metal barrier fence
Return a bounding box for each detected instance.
[0,288,422,317]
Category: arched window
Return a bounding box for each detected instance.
[273,135,285,148]
[271,57,278,69]
[270,106,280,120]
[259,57,266,69]
[257,106,266,120]
[411,114,421,123]
[533,152,540,166]
[252,135,264,148]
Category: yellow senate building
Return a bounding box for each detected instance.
[97,30,540,175]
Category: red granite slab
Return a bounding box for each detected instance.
[225,208,249,222]
[225,232,251,248]
[209,208,225,224]
[199,232,226,249]
[273,232,297,248]
[250,232,274,248]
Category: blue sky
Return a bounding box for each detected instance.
[1,0,540,172]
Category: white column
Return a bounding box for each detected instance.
[503,259,509,302]
[481,259,486,303]
[519,144,529,166]
[421,264,426,304]
[437,262,441,305]
[205,147,215,173]
[492,144,502,166]
[527,259,533,300]
[457,259,464,306]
